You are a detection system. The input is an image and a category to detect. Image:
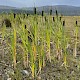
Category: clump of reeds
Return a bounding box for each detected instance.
[2,11,79,79]
[61,20,68,68]
[18,23,29,68]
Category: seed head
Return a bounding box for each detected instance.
[76,21,77,25]
[42,11,44,17]
[53,17,55,22]
[50,9,52,15]
[56,10,58,16]
[63,21,65,26]
[34,7,36,15]
[25,25,26,29]
[60,17,61,21]
[13,13,16,18]
[27,13,28,17]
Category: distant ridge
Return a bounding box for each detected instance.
[0,5,17,9]
[0,5,80,16]
[23,5,80,16]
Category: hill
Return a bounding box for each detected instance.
[0,5,80,16]
[24,5,80,16]
[0,5,16,9]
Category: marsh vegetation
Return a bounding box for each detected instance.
[0,11,80,80]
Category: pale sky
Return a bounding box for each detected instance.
[0,0,80,8]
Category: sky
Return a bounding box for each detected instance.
[0,0,80,8]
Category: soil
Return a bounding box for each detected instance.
[0,37,80,80]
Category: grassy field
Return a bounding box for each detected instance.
[0,13,80,80]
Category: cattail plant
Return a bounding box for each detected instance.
[10,25,17,69]
[29,16,39,78]
[17,23,29,68]
[31,42,37,78]
[52,15,65,60]
[38,32,45,74]
[52,18,60,60]
[45,19,51,62]
[73,21,78,57]
[61,20,68,68]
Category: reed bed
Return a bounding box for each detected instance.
[0,10,80,79]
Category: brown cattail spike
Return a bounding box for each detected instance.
[14,13,16,18]
[56,10,58,16]
[60,17,61,21]
[53,17,55,22]
[63,21,65,26]
[27,13,28,17]
[50,9,52,15]
[76,21,77,26]
[34,7,36,15]
[25,25,26,29]
[42,11,44,17]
